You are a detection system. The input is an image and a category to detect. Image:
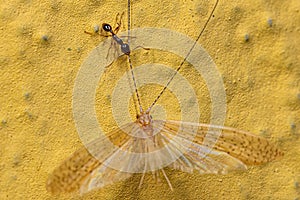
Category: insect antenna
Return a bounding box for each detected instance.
[126,0,144,114]
[127,0,131,45]
[125,54,143,114]
[146,0,220,113]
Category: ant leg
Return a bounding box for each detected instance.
[113,13,121,34]
[131,46,150,51]
[106,40,114,59]
[106,40,119,60]
[84,30,94,35]
[120,12,125,31]
[114,11,125,34]
[84,29,109,37]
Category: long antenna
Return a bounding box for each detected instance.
[127,55,143,113]
[127,0,131,45]
[146,0,219,113]
[126,0,143,113]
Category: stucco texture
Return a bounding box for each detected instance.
[0,0,299,199]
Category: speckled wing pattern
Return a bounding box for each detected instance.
[46,120,283,195]
[155,120,283,173]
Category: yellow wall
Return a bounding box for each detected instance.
[0,0,299,199]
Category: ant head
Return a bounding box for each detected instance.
[102,23,112,32]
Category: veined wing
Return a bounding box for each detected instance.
[46,122,137,195]
[46,121,174,194]
[152,120,283,174]
[46,119,283,194]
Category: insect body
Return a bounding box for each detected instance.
[46,111,283,194]
[102,23,131,55]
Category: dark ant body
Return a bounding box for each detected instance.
[102,23,130,55]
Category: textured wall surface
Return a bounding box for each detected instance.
[0,0,299,199]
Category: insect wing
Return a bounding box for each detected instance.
[46,122,136,194]
[152,120,283,174]
[79,158,133,194]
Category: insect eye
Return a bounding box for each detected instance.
[102,23,112,32]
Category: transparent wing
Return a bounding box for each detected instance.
[152,120,283,174]
[79,161,133,195]
[46,122,136,195]
[46,119,283,194]
[93,121,174,173]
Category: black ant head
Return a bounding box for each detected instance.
[102,23,112,32]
